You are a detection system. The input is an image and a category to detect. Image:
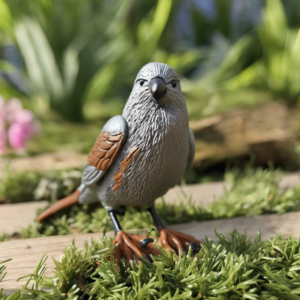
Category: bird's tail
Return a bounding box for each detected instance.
[37,189,81,223]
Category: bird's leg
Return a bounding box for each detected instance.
[148,206,201,255]
[108,210,160,266]
[108,210,122,235]
[147,206,166,230]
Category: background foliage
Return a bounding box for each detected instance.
[1,0,300,156]
[1,0,300,121]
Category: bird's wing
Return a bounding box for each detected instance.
[82,115,128,186]
[185,128,195,173]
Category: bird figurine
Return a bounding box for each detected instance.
[38,62,201,265]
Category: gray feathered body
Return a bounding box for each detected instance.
[79,63,192,211]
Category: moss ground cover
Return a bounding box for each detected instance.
[15,167,300,240]
[2,231,300,299]
[0,168,82,204]
[1,167,300,240]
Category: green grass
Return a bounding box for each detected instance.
[0,260,10,283]
[2,231,300,299]
[0,259,11,298]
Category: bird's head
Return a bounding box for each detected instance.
[128,62,185,109]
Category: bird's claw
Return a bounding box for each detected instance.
[111,231,161,267]
[189,242,201,254]
[141,237,154,248]
[158,228,201,256]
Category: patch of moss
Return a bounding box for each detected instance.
[0,168,81,204]
[0,169,41,204]
[3,231,300,299]
[0,234,9,242]
[17,168,300,240]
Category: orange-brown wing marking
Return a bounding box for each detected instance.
[113,146,139,191]
[87,132,124,170]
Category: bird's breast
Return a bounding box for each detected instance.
[98,108,189,210]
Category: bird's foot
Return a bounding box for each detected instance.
[111,231,161,267]
[158,228,201,256]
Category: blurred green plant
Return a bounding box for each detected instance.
[0,168,40,203]
[0,234,9,242]
[0,167,81,204]
[185,0,300,119]
[1,0,300,152]
[0,0,202,121]
[25,115,104,155]
[224,0,300,103]
[1,0,273,123]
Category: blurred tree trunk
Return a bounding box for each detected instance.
[190,102,297,171]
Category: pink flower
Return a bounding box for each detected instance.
[5,98,23,124]
[7,123,27,154]
[0,97,5,121]
[14,110,36,138]
[0,98,6,154]
[0,96,40,155]
[0,127,6,154]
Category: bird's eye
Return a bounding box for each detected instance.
[171,80,177,88]
[140,80,145,86]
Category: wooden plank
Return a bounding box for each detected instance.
[0,201,48,236]
[163,181,227,205]
[190,103,296,170]
[170,210,300,241]
[1,211,300,293]
[0,152,87,176]
[279,172,300,189]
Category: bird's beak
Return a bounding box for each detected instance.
[149,77,167,101]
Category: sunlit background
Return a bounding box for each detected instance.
[3,2,300,295]
[1,0,300,179]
